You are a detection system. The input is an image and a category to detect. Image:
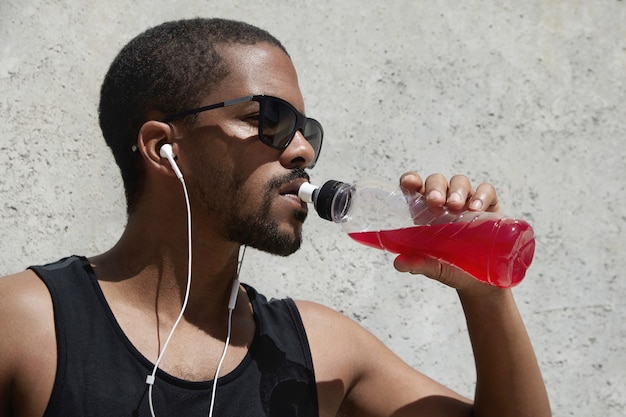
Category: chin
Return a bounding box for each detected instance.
[268,226,303,257]
[252,234,302,257]
[295,207,308,223]
[229,217,303,257]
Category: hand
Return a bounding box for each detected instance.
[393,172,502,293]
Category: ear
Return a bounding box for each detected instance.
[136,120,178,177]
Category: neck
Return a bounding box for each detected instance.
[90,200,244,323]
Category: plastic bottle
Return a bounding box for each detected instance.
[298,179,535,288]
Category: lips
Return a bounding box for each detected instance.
[274,168,310,197]
[278,178,309,198]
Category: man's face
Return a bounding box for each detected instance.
[178,42,318,256]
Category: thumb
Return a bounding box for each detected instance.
[394,254,430,274]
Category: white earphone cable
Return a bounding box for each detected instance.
[145,161,247,417]
[208,245,246,417]
[147,174,193,417]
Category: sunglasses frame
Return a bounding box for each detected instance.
[160,95,323,168]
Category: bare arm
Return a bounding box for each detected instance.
[458,288,550,417]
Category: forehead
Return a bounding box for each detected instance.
[212,42,305,111]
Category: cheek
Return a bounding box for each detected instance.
[231,168,269,206]
[233,166,285,216]
[184,150,234,211]
[184,131,278,209]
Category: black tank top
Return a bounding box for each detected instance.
[30,256,318,417]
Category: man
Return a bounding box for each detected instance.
[0,18,551,417]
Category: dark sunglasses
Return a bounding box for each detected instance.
[160,95,324,168]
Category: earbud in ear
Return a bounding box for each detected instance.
[159,144,184,180]
[159,143,175,159]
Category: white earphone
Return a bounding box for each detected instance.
[147,143,244,417]
[159,143,184,180]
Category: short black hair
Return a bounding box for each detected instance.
[98,18,288,213]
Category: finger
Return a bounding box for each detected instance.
[399,171,424,194]
[394,255,443,281]
[447,174,473,211]
[423,174,449,208]
[469,182,500,212]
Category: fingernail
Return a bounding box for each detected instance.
[448,192,462,204]
[427,190,443,201]
[470,199,483,210]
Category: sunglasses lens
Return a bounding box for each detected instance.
[258,97,324,168]
[303,120,323,167]
[260,100,297,148]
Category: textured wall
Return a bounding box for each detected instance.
[1,1,624,415]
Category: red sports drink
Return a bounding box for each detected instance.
[349,217,535,288]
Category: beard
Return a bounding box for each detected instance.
[227,203,306,257]
[213,168,310,257]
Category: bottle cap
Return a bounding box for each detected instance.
[315,180,348,221]
[298,182,318,204]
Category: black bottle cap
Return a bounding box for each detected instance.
[314,180,346,221]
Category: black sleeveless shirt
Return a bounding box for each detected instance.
[30,256,318,417]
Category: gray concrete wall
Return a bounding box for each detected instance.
[1,0,624,415]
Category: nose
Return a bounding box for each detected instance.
[279,130,316,169]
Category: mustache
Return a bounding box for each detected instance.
[266,168,310,191]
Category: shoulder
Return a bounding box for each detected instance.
[293,299,391,384]
[294,299,386,347]
[0,269,53,325]
[0,269,56,362]
[293,299,397,362]
[0,270,56,416]
[294,299,364,337]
